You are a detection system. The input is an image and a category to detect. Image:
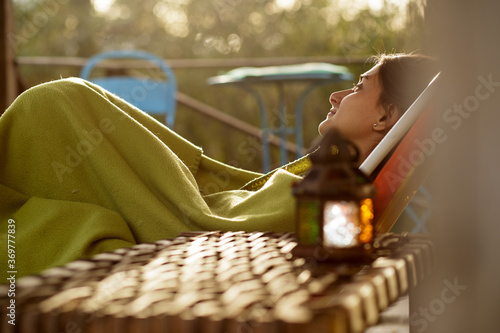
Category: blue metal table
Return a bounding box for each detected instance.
[207,63,353,172]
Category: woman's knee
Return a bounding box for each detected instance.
[4,78,109,125]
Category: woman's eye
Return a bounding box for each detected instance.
[352,82,362,92]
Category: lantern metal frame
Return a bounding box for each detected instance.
[292,129,377,263]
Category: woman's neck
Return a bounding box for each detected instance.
[355,133,385,167]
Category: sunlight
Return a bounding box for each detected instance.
[334,0,411,26]
[368,0,384,12]
[276,0,296,10]
[92,0,115,13]
[335,0,410,15]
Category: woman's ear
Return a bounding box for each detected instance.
[373,104,400,132]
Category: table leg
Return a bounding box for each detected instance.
[277,83,288,166]
[241,85,271,173]
[295,81,331,158]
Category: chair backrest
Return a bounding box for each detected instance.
[359,73,441,233]
[80,50,177,128]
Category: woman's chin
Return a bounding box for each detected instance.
[318,121,335,136]
[318,123,325,136]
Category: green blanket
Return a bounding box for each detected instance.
[0,78,302,279]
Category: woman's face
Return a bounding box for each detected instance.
[318,65,387,145]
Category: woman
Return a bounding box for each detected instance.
[0,53,436,278]
[319,53,437,163]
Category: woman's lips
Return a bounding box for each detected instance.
[327,108,336,117]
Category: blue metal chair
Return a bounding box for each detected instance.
[80,50,177,128]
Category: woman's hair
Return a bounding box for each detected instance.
[366,53,438,178]
[371,53,438,119]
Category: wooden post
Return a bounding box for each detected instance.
[1,0,21,115]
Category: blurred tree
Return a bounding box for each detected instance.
[12,0,99,56]
[11,0,428,72]
[11,0,428,171]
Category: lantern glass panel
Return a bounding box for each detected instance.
[359,198,374,244]
[323,200,360,247]
[296,199,321,245]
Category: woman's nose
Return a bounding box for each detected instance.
[330,89,352,106]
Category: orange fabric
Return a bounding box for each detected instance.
[373,104,436,232]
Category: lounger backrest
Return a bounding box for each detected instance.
[360,73,441,233]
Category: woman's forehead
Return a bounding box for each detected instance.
[362,64,380,78]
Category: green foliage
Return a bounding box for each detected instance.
[11,0,427,172]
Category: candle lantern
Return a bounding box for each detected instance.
[292,129,376,261]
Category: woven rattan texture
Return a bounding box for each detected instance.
[1,232,434,333]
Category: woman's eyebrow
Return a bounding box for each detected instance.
[360,74,369,81]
